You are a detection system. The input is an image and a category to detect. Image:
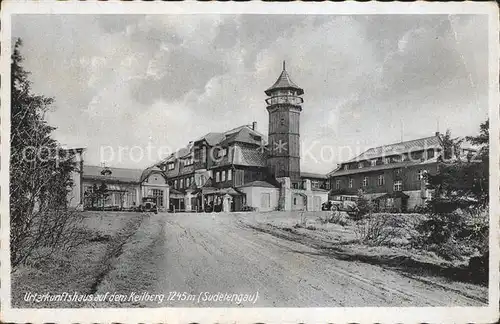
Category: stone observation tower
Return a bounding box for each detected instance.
[265,61,304,187]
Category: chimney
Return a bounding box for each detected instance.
[252,121,257,131]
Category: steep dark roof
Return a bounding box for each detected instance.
[238,180,278,188]
[83,165,143,183]
[346,135,442,163]
[233,146,267,167]
[265,63,304,96]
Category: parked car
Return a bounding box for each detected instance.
[322,200,359,216]
[139,197,158,214]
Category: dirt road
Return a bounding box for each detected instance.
[109,212,486,307]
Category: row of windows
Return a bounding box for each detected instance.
[336,178,403,191]
[215,169,232,183]
[173,176,195,189]
[335,169,426,189]
[165,146,231,171]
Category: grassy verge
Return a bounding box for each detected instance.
[238,210,488,301]
[11,211,146,308]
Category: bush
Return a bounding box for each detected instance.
[241,205,256,212]
[329,211,349,226]
[354,213,404,246]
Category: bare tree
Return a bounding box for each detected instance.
[10,39,86,269]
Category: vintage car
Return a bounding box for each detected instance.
[322,199,358,216]
[138,197,158,214]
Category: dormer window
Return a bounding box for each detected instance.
[370,159,376,166]
[358,162,363,169]
[167,162,175,170]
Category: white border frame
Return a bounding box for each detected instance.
[1,1,498,323]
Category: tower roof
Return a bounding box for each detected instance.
[265,61,304,96]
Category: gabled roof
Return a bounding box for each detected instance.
[265,63,304,96]
[194,132,225,146]
[220,127,262,146]
[346,135,442,163]
[140,166,165,183]
[83,165,143,184]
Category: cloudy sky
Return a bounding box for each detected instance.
[12,14,488,173]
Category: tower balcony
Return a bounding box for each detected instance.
[265,95,303,107]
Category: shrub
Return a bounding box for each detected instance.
[354,213,404,246]
[329,211,349,226]
[241,205,257,212]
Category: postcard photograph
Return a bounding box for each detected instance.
[0,1,498,323]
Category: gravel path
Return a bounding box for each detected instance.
[128,212,486,307]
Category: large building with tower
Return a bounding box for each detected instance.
[68,63,329,212]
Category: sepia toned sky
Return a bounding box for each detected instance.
[12,14,489,173]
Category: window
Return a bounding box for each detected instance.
[378,175,385,186]
[312,180,320,189]
[187,177,191,186]
[348,178,353,188]
[417,169,425,181]
[167,162,175,170]
[358,162,363,169]
[152,189,164,207]
[215,172,220,182]
[370,159,377,166]
[336,180,340,190]
[392,155,402,163]
[293,197,297,205]
[362,177,368,187]
[344,165,348,171]
[202,147,207,163]
[222,148,227,156]
[227,169,232,181]
[180,179,183,188]
[174,180,178,189]
[183,156,194,166]
[394,180,403,191]
[427,149,435,159]
[221,170,226,182]
[383,157,390,164]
